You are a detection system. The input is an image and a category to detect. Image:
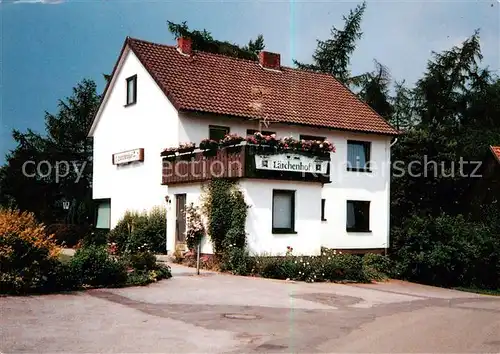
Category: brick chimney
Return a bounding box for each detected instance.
[177,37,192,56]
[259,51,281,70]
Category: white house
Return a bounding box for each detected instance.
[88,37,399,256]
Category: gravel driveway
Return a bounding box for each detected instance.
[1,264,499,353]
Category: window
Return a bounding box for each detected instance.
[272,190,295,233]
[347,140,371,171]
[346,200,370,232]
[95,199,111,229]
[126,75,137,106]
[300,134,325,142]
[247,129,276,137]
[209,125,230,141]
[321,199,327,221]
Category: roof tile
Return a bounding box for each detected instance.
[128,37,399,135]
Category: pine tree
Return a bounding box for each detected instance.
[294,2,366,84]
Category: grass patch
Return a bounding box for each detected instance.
[454,287,500,296]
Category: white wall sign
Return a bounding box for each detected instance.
[255,153,329,174]
[112,148,144,165]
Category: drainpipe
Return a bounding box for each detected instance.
[390,137,398,147]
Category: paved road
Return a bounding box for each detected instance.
[1,264,499,353]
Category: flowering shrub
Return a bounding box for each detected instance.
[220,133,245,147]
[178,142,196,153]
[184,203,204,250]
[199,138,219,151]
[247,133,336,155]
[161,146,179,156]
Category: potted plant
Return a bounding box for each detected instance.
[220,133,245,147]
[177,142,196,154]
[161,146,178,157]
[199,138,219,157]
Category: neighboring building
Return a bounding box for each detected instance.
[88,37,399,256]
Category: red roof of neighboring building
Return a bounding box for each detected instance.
[490,146,500,162]
[101,37,399,135]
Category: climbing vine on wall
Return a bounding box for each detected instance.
[201,179,248,258]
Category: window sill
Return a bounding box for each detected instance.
[124,102,137,108]
[346,168,372,173]
[272,229,297,234]
[346,228,372,233]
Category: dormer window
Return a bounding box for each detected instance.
[126,75,137,106]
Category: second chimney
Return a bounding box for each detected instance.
[177,37,192,56]
[259,51,281,71]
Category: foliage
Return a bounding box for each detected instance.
[80,228,108,248]
[294,2,366,84]
[185,203,204,250]
[392,214,500,289]
[0,209,76,294]
[69,245,128,287]
[46,223,90,247]
[362,253,393,281]
[253,252,375,283]
[167,21,265,61]
[127,250,158,271]
[0,80,100,227]
[125,265,172,286]
[108,207,166,254]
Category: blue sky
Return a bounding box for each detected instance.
[1,0,499,164]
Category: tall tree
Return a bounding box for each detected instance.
[294,2,366,84]
[167,21,265,60]
[357,60,393,120]
[0,79,100,225]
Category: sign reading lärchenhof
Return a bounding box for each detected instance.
[112,148,144,165]
[255,153,328,174]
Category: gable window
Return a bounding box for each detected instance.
[209,125,230,141]
[300,134,325,142]
[95,199,111,229]
[126,75,137,106]
[247,129,276,137]
[272,190,295,234]
[321,198,327,221]
[347,140,371,171]
[346,200,370,232]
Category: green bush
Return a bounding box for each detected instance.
[127,250,157,271]
[81,229,108,248]
[221,247,254,275]
[108,208,166,254]
[254,253,372,283]
[70,245,127,287]
[362,253,392,281]
[392,213,500,289]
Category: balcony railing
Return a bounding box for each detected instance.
[162,144,331,185]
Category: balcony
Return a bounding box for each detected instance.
[162,144,331,185]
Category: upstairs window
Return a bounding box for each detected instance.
[209,125,230,141]
[346,200,370,232]
[347,140,371,171]
[300,134,325,142]
[272,190,295,234]
[247,129,276,137]
[126,75,137,106]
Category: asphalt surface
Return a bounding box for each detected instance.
[1,264,499,353]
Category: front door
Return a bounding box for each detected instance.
[175,194,187,245]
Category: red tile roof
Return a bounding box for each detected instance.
[126,37,399,135]
[490,146,500,163]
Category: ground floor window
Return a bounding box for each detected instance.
[95,199,111,229]
[272,190,295,234]
[346,200,370,232]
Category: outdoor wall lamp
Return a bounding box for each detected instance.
[165,195,171,204]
